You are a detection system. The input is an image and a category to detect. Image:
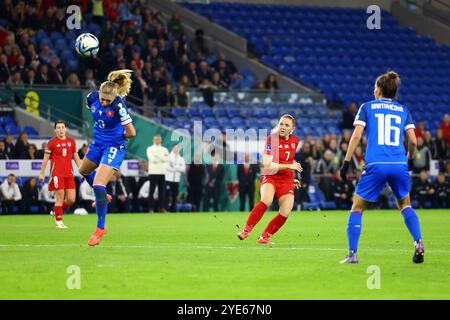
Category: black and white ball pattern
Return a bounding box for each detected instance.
[75,33,99,58]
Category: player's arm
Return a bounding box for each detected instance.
[340,125,364,180]
[73,152,82,168]
[39,152,51,183]
[123,122,136,139]
[261,154,302,172]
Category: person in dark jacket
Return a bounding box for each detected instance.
[433,173,449,208]
[106,172,129,213]
[237,154,259,211]
[186,155,206,211]
[21,177,42,213]
[412,170,435,208]
[203,158,224,212]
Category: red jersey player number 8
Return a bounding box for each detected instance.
[39,120,82,228]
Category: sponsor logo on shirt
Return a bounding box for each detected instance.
[266,144,272,152]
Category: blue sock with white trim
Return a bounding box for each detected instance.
[82,171,97,188]
[401,207,422,242]
[93,185,108,230]
[347,211,362,253]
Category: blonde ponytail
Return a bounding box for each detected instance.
[100,69,133,98]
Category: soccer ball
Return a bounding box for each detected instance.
[75,33,99,58]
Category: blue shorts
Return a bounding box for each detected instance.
[85,143,126,171]
[355,163,410,202]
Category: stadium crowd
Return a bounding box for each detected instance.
[0,0,278,112]
[1,112,449,214]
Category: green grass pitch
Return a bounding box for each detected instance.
[0,210,449,299]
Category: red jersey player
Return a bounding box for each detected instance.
[39,120,81,228]
[237,114,302,244]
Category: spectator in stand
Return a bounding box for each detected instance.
[24,44,39,67]
[155,83,175,107]
[264,73,278,92]
[211,72,228,90]
[129,68,146,107]
[20,143,37,160]
[0,141,9,159]
[40,6,57,33]
[14,132,29,159]
[65,73,80,88]
[412,170,435,208]
[24,68,36,86]
[237,153,258,211]
[342,102,357,130]
[173,53,189,82]
[204,155,224,212]
[423,131,433,150]
[311,139,325,161]
[39,180,55,213]
[3,135,15,158]
[351,145,365,173]
[35,64,50,85]
[84,69,97,90]
[412,136,432,174]
[212,53,238,82]
[197,61,211,83]
[0,174,22,214]
[0,54,11,84]
[167,13,183,37]
[91,0,105,25]
[106,171,129,213]
[186,154,206,212]
[414,121,425,140]
[48,56,63,84]
[8,46,21,67]
[36,142,47,159]
[148,69,166,100]
[294,142,312,210]
[39,45,54,66]
[432,128,449,172]
[189,29,209,57]
[252,80,265,90]
[332,174,354,209]
[146,134,169,213]
[175,84,189,108]
[186,61,199,88]
[7,70,24,86]
[179,74,192,90]
[22,177,41,213]
[434,172,449,208]
[314,150,337,201]
[165,143,186,212]
[13,55,27,75]
[79,177,95,212]
[440,114,450,146]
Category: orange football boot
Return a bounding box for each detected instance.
[87,227,108,246]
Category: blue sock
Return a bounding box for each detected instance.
[82,171,97,188]
[347,211,362,253]
[93,185,108,230]
[401,207,422,242]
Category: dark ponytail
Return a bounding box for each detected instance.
[375,71,400,99]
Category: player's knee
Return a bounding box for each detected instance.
[260,198,273,208]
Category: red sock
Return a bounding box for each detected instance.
[54,205,63,222]
[245,202,268,232]
[261,213,287,238]
[62,202,70,211]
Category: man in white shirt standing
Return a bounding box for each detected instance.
[165,143,186,212]
[1,174,22,214]
[146,134,169,213]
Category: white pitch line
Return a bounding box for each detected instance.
[0,243,450,254]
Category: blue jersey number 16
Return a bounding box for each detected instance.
[375,113,401,146]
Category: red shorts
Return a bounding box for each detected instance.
[48,176,76,191]
[260,175,294,200]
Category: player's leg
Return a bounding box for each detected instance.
[237,180,275,240]
[388,165,424,263]
[87,164,115,246]
[62,177,77,211]
[258,193,294,244]
[340,165,385,264]
[54,189,67,228]
[79,143,103,188]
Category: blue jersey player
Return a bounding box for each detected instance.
[79,69,136,246]
[339,71,424,264]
